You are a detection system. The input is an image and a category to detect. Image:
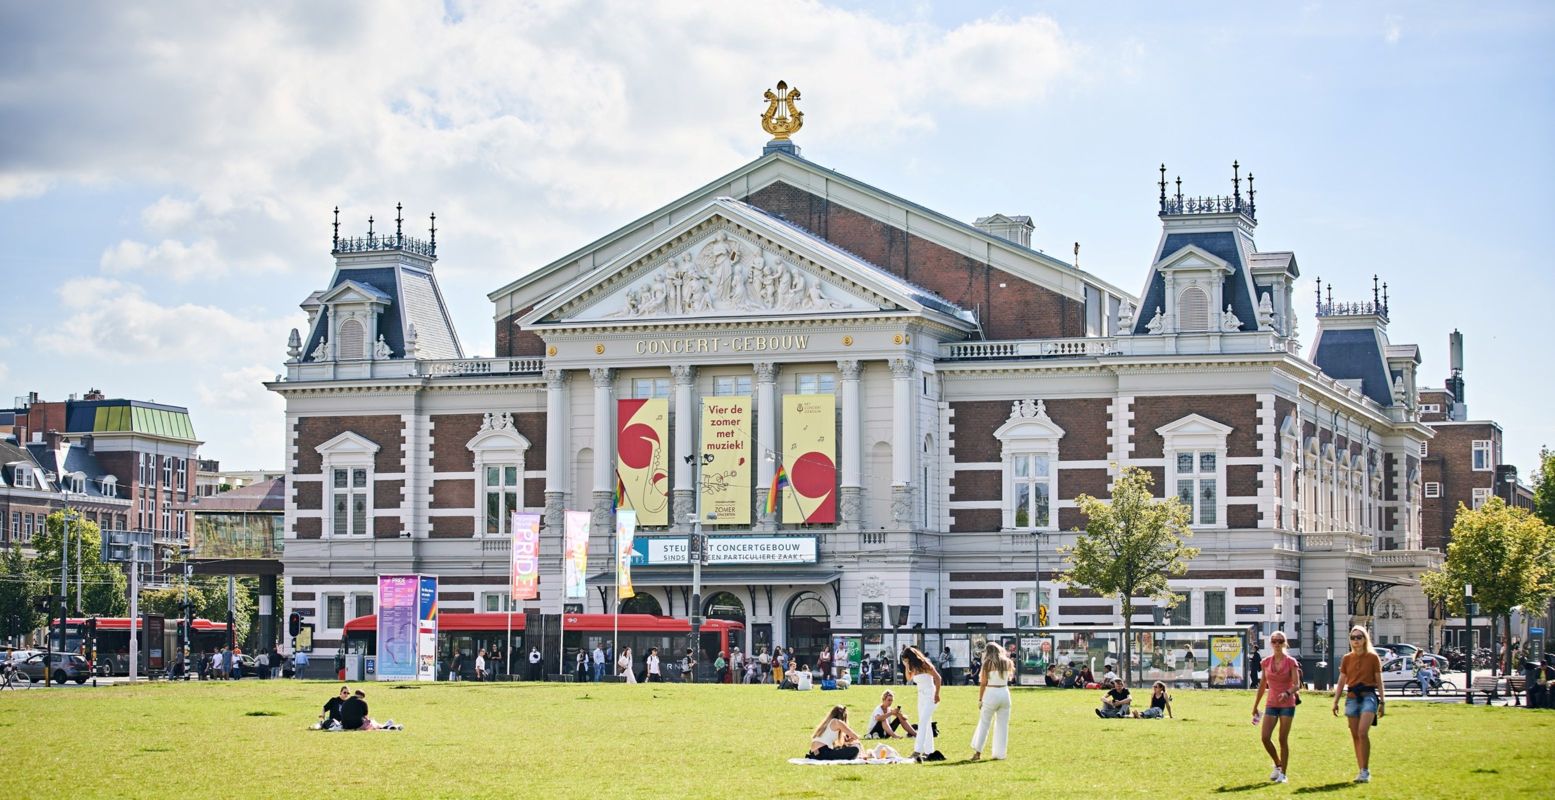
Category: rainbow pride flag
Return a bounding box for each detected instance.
[766,464,790,515]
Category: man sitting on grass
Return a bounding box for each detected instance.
[864,690,917,739]
[1096,679,1131,718]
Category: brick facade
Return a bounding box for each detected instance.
[293,415,405,475]
[1130,395,1258,459]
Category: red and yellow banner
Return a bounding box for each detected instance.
[781,394,837,523]
[700,396,751,525]
[510,511,541,601]
[616,398,669,526]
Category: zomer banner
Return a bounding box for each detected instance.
[781,393,836,523]
[700,396,751,525]
[616,509,637,600]
[564,510,591,599]
[510,511,541,601]
[377,575,419,680]
[616,398,669,525]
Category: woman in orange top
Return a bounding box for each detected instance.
[1331,625,1384,784]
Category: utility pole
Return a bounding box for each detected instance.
[58,511,70,654]
[227,575,237,655]
[686,452,714,680]
[128,546,140,682]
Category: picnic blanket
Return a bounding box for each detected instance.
[787,756,916,765]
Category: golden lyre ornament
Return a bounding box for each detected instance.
[760,81,803,140]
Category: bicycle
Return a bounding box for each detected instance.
[0,662,17,690]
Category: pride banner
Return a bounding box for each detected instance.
[416,575,438,682]
[700,396,751,525]
[781,393,837,523]
[510,511,541,601]
[377,575,419,680]
[616,398,669,525]
[616,509,637,600]
[564,510,590,599]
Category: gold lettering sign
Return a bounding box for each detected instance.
[635,334,810,356]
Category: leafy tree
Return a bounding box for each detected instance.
[1532,447,1555,529]
[1061,466,1201,684]
[0,547,45,643]
[138,574,257,647]
[28,512,127,618]
[1421,497,1555,675]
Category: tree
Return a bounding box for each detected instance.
[0,547,45,644]
[1532,447,1555,529]
[1061,466,1201,685]
[28,511,127,617]
[1421,497,1555,675]
[138,574,257,647]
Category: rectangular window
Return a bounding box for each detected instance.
[353,594,374,619]
[176,458,186,492]
[630,378,671,399]
[1424,482,1441,498]
[22,514,32,543]
[484,465,521,536]
[9,512,18,543]
[13,467,32,489]
[1173,450,1219,525]
[1418,442,1429,458]
[795,373,836,395]
[163,456,172,487]
[1471,440,1492,471]
[712,376,752,396]
[1009,453,1052,529]
[482,592,513,612]
[1013,589,1046,629]
[1472,487,1491,509]
[331,467,371,537]
[1204,590,1226,626]
[1418,403,1440,414]
[325,595,345,629]
[1169,597,1191,626]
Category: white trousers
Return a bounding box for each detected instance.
[914,696,937,754]
[971,687,1012,759]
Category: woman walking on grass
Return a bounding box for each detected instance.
[969,642,1013,761]
[1251,631,1301,784]
[901,645,943,761]
[1332,626,1384,784]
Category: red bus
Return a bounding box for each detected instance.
[55,617,231,675]
[342,612,743,682]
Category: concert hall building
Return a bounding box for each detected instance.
[270,110,1444,665]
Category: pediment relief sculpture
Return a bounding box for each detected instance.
[588,230,877,320]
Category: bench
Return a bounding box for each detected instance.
[1469,675,1500,704]
[1507,675,1527,706]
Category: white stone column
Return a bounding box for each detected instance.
[838,359,863,531]
[543,369,568,531]
[590,367,614,533]
[671,364,696,532]
[890,358,914,527]
[755,361,777,530]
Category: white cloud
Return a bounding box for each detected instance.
[1384,15,1403,44]
[38,277,292,365]
[100,238,224,281]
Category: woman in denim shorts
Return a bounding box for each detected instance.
[1332,626,1384,784]
[1251,631,1301,783]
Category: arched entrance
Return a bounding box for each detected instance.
[786,592,831,665]
[703,592,745,624]
[620,594,662,616]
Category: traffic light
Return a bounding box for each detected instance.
[85,617,97,638]
[1038,604,1049,627]
[34,595,53,613]
[288,612,302,638]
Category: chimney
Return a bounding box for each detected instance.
[84,388,105,401]
[973,215,1034,248]
[44,429,63,450]
[1446,330,1466,420]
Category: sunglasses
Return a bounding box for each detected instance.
[1270,639,1286,644]
[1350,635,1365,640]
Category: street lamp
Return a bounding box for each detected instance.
[685,452,715,679]
[1326,587,1336,688]
[1464,583,1475,704]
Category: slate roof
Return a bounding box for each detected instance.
[301,263,462,362]
[1134,231,1258,334]
[24,441,125,500]
[179,478,285,513]
[1311,328,1395,407]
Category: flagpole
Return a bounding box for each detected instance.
[612,517,619,679]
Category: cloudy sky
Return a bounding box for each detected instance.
[2,1,1552,475]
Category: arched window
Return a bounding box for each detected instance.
[620,594,662,615]
[785,592,831,663]
[1178,287,1210,331]
[337,319,365,360]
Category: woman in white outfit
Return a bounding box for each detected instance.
[970,642,1013,761]
[900,645,942,761]
[618,647,637,683]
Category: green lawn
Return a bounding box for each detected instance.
[1,680,1550,798]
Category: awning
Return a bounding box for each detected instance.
[587,569,843,587]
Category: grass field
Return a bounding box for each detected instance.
[1,680,1551,798]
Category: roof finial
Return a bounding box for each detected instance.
[1232,160,1242,208]
[760,80,804,141]
[1175,175,1183,205]
[1315,277,1322,314]
[395,202,403,245]
[1372,275,1380,308]
[429,212,437,247]
[367,215,375,238]
[1326,282,1333,308]
[332,206,340,250]
[1382,282,1389,316]
[1159,163,1167,212]
[1073,241,1080,267]
[1246,172,1256,217]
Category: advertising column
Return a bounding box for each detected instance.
[376,575,419,681]
[417,576,439,682]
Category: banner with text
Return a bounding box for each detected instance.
[616,509,637,600]
[377,574,419,680]
[629,535,817,565]
[510,511,541,601]
[699,396,751,525]
[416,575,438,682]
[563,510,590,599]
[781,393,837,523]
[616,398,669,525]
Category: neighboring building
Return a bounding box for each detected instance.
[195,459,284,498]
[179,477,286,648]
[269,110,1440,664]
[6,392,201,584]
[2,432,133,552]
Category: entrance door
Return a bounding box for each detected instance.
[786,592,831,666]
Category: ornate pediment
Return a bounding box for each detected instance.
[559,224,884,323]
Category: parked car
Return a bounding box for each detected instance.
[17,653,91,685]
[1376,642,1427,660]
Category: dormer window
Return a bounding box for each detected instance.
[101,475,118,498]
[10,463,34,489]
[1178,287,1210,330]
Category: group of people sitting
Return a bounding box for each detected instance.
[1095,679,1174,719]
[314,685,399,731]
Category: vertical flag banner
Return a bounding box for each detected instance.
[416,575,439,682]
[616,509,637,600]
[782,393,837,523]
[564,510,591,599]
[377,575,418,680]
[700,396,752,525]
[616,398,670,525]
[510,511,541,601]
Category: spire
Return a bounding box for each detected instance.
[1158,163,1168,213]
[1247,173,1256,217]
[1232,160,1242,209]
[332,206,340,251]
[429,212,437,255]
[395,202,404,246]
